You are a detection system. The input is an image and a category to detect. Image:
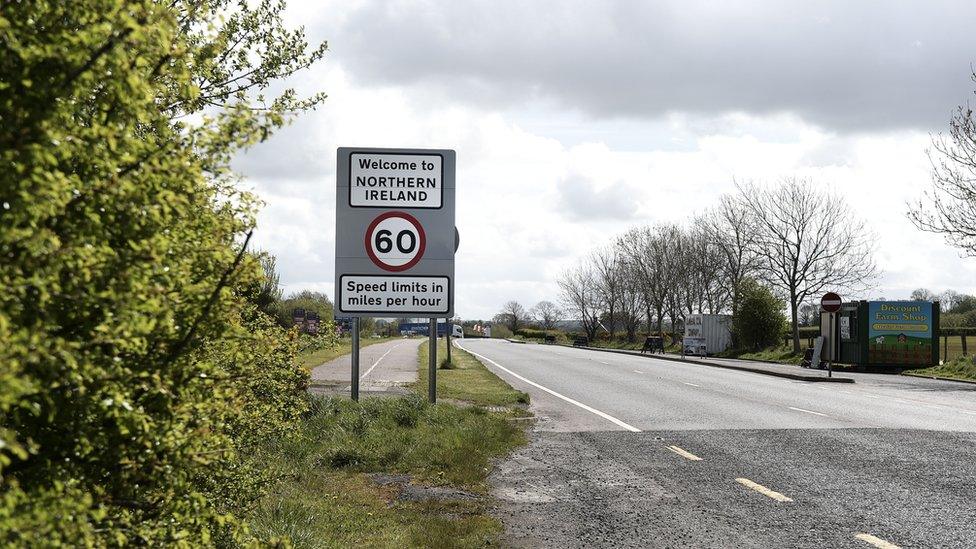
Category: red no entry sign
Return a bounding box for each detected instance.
[364,211,426,272]
[821,292,842,313]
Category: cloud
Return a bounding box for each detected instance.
[300,0,976,133]
[229,3,976,319]
[557,174,640,221]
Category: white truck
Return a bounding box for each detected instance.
[683,314,732,356]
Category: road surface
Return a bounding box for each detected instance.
[310,338,422,394]
[457,339,976,548]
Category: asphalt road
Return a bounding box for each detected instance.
[310,338,422,394]
[457,339,976,549]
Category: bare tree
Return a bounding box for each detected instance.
[591,246,623,340]
[738,178,878,353]
[558,261,601,340]
[909,88,976,255]
[618,227,664,335]
[614,249,645,342]
[910,288,938,302]
[532,300,562,331]
[687,217,729,314]
[703,194,758,314]
[496,301,529,332]
[940,289,962,311]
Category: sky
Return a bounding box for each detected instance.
[232,0,976,320]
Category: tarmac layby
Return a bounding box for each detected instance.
[310,338,422,395]
[456,339,976,549]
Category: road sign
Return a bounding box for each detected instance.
[821,292,842,313]
[364,211,426,272]
[335,147,455,317]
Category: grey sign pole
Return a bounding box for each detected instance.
[428,318,437,403]
[446,319,452,364]
[351,318,360,401]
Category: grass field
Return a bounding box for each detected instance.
[935,335,973,362]
[296,336,402,370]
[417,339,530,407]
[249,396,526,547]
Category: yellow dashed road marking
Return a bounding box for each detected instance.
[854,533,901,549]
[666,445,703,461]
[735,478,793,502]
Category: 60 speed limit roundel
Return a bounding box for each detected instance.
[364,211,426,272]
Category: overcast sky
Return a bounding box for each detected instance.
[233,0,976,320]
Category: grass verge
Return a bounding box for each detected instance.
[417,339,530,407]
[906,357,976,382]
[297,336,402,370]
[248,395,526,547]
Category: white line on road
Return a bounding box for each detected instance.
[667,445,703,461]
[682,382,701,387]
[598,361,610,365]
[788,406,829,417]
[459,343,642,432]
[854,533,901,549]
[735,478,793,502]
[634,370,645,374]
[361,343,403,379]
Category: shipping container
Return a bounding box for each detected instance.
[683,314,732,356]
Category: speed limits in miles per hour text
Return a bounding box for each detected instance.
[334,147,456,317]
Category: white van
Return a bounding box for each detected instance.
[452,324,464,338]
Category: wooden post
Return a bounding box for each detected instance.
[962,333,968,357]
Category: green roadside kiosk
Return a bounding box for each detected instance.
[821,300,940,369]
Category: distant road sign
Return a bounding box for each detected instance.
[335,147,455,317]
[821,292,842,313]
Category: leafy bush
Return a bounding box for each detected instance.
[733,279,788,351]
[0,0,324,544]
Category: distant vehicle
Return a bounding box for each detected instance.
[452,324,463,338]
[683,314,732,356]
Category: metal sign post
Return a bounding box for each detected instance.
[446,319,452,364]
[351,317,360,401]
[334,147,456,403]
[428,318,437,403]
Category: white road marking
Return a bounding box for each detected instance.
[854,533,901,549]
[735,478,793,502]
[788,406,829,417]
[682,382,701,387]
[667,445,703,461]
[361,342,403,379]
[459,343,642,432]
[634,370,645,374]
[598,361,610,365]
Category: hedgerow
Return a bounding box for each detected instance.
[0,0,325,545]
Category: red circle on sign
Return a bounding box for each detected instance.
[364,211,426,272]
[821,292,842,313]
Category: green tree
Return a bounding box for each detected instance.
[0,0,324,544]
[733,279,788,351]
[277,289,334,328]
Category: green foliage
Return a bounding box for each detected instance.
[733,278,788,351]
[277,290,335,328]
[491,324,513,339]
[0,0,324,544]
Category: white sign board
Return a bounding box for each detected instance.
[349,153,443,208]
[335,147,456,318]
